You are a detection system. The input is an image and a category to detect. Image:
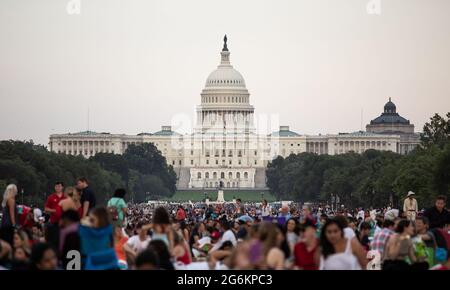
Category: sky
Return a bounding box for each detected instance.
[0,0,449,146]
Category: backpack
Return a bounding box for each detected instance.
[107,199,120,222]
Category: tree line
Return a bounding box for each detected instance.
[266,112,450,208]
[0,141,177,207]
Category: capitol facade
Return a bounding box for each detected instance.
[49,37,420,190]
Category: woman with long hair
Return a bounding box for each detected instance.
[285,218,299,253]
[13,229,31,252]
[258,222,285,270]
[0,184,18,245]
[319,218,367,270]
[382,219,416,270]
[148,239,175,270]
[79,207,118,270]
[152,206,173,250]
[58,186,82,218]
[172,230,192,265]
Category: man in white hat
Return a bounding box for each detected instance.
[403,191,418,221]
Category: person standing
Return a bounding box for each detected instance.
[175,205,186,222]
[261,199,272,218]
[107,188,128,227]
[44,182,67,249]
[424,196,449,229]
[403,191,418,221]
[236,199,245,217]
[44,182,66,225]
[0,184,18,245]
[76,177,96,218]
[58,186,83,218]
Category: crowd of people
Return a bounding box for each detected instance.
[0,179,449,270]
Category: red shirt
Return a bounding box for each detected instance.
[176,208,186,221]
[45,193,66,224]
[294,240,319,270]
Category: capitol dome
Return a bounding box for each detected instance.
[204,35,247,90]
[205,68,246,88]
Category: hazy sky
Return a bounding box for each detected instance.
[1,0,449,145]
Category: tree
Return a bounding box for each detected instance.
[421,112,450,148]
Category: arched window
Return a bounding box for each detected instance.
[236,172,240,179]
[197,172,201,179]
[213,172,217,179]
[206,172,209,179]
[228,172,232,178]
[227,182,230,187]
[220,172,225,179]
[244,172,248,179]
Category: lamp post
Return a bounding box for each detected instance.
[331,194,335,212]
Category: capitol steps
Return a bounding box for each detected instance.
[254,168,268,189]
[176,167,191,190]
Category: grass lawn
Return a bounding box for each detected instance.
[163,190,277,202]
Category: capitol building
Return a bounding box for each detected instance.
[49,36,420,190]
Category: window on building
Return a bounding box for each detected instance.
[244,172,248,179]
[179,160,182,165]
[228,172,232,178]
[215,160,218,165]
[221,172,225,179]
[191,150,193,155]
[172,160,175,165]
[213,172,217,179]
[206,172,209,179]
[191,160,194,165]
[236,172,240,179]
[229,160,232,165]
[206,160,209,165]
[238,160,241,165]
[197,172,201,179]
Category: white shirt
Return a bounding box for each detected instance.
[192,237,212,258]
[356,210,365,220]
[320,238,361,270]
[261,205,272,217]
[344,227,356,239]
[211,230,237,252]
[126,235,151,254]
[33,208,42,223]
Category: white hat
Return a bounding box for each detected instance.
[407,191,415,197]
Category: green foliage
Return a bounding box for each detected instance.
[267,147,450,208]
[0,140,124,207]
[90,143,177,202]
[0,141,176,206]
[421,112,450,149]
